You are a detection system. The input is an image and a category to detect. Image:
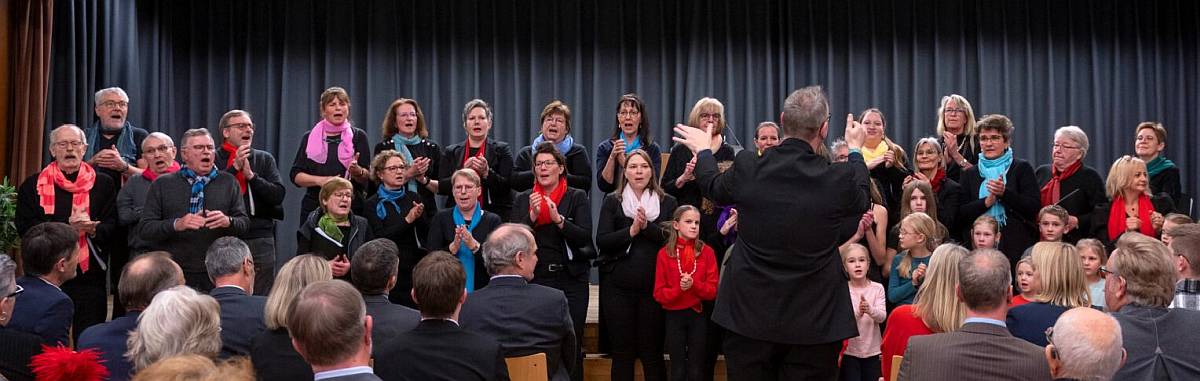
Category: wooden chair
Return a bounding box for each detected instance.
[889,355,903,381]
[660,152,670,179]
[505,353,548,381]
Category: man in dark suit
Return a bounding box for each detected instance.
[78,251,183,381]
[215,110,286,295]
[461,224,576,381]
[288,280,380,381]
[205,237,267,358]
[376,252,510,381]
[899,249,1051,380]
[350,239,419,351]
[672,85,869,379]
[8,222,78,346]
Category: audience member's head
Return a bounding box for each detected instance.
[1105,233,1178,311]
[288,280,371,371]
[130,355,254,381]
[0,255,17,327]
[1169,223,1200,279]
[915,244,969,333]
[958,249,1012,314]
[120,252,184,312]
[350,239,400,295]
[482,224,538,279]
[1030,242,1091,308]
[411,251,466,320]
[828,139,849,162]
[21,222,80,284]
[127,286,222,371]
[1161,214,1195,247]
[264,255,332,330]
[205,237,255,293]
[1046,307,1126,381]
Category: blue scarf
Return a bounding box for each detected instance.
[531,134,575,156]
[623,134,642,153]
[180,166,220,214]
[375,186,407,220]
[977,148,1013,226]
[390,134,423,193]
[85,120,139,164]
[452,204,484,292]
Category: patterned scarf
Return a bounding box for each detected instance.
[180,167,219,214]
[453,204,484,292]
[305,119,355,175]
[976,148,1013,226]
[390,133,423,193]
[36,162,96,272]
[1040,160,1081,207]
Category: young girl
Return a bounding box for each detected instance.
[971,214,1002,250]
[653,205,718,381]
[840,243,886,381]
[1012,257,1037,307]
[1076,238,1108,309]
[888,213,940,306]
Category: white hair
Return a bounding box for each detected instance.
[1055,126,1090,158]
[142,132,176,149]
[50,124,87,145]
[94,87,129,105]
[1052,308,1124,381]
[126,286,221,371]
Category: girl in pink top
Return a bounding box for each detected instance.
[840,243,886,381]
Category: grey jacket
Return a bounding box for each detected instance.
[137,170,248,272]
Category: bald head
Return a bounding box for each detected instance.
[120,252,185,311]
[482,223,537,278]
[1048,307,1125,380]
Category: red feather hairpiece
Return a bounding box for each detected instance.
[30,345,109,381]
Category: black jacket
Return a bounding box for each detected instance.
[512,143,592,192]
[374,319,510,381]
[460,276,576,381]
[1035,163,1106,243]
[373,138,443,211]
[215,148,286,239]
[594,139,662,194]
[289,128,372,220]
[364,191,428,307]
[595,192,677,292]
[427,206,504,290]
[210,286,267,358]
[0,327,41,381]
[510,187,595,278]
[438,140,514,219]
[957,159,1041,263]
[249,328,311,381]
[296,210,371,281]
[363,294,420,353]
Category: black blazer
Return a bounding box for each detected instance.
[510,187,595,278]
[427,206,503,290]
[77,311,139,381]
[375,319,510,381]
[694,138,869,345]
[374,137,444,211]
[935,177,963,234]
[460,276,577,381]
[595,192,677,292]
[1034,164,1106,243]
[594,139,662,194]
[8,276,73,346]
[512,143,592,193]
[249,328,312,381]
[363,294,420,352]
[956,158,1041,263]
[215,148,287,238]
[438,140,515,219]
[0,327,42,381]
[1150,165,1182,207]
[211,286,267,358]
[365,191,428,307]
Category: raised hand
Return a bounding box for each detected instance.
[844,114,865,149]
[671,123,713,155]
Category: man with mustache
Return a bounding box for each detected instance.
[117,132,180,254]
[214,110,286,295]
[85,87,149,182]
[15,124,119,339]
[138,128,248,292]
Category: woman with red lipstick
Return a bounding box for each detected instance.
[514,100,592,192]
[374,98,442,219]
[438,99,515,219]
[1035,126,1105,244]
[597,93,662,194]
[596,149,677,381]
[290,87,372,221]
[1091,156,1172,250]
[935,94,981,182]
[1133,122,1183,206]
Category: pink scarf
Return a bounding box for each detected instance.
[305,119,355,174]
[36,162,96,272]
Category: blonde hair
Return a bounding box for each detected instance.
[126,286,222,371]
[936,94,978,137]
[897,213,941,278]
[131,355,254,381]
[451,168,482,188]
[1029,242,1091,307]
[914,244,969,332]
[1075,238,1108,265]
[859,108,909,169]
[1105,155,1149,199]
[687,97,726,136]
[973,214,1000,235]
[840,243,869,262]
[264,255,332,330]
[319,177,354,203]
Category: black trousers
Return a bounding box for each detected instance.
[723,330,841,381]
[839,355,880,381]
[245,236,277,296]
[62,265,107,342]
[665,308,708,381]
[532,270,589,381]
[600,282,665,381]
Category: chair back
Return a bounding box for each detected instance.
[889,354,903,381]
[505,352,548,381]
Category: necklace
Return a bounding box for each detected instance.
[675,245,698,278]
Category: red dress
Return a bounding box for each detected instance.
[653,239,719,312]
[1011,294,1032,307]
[879,304,934,381]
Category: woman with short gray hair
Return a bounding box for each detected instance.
[436,99,515,218]
[1035,126,1106,243]
[126,285,222,371]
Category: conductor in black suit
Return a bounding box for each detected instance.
[461,224,577,381]
[672,85,870,380]
[375,252,510,381]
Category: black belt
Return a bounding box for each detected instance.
[543,263,567,272]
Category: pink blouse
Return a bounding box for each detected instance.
[844,281,887,358]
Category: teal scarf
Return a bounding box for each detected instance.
[452,204,483,292]
[977,148,1013,226]
[531,134,574,156]
[1146,156,1176,177]
[390,134,423,193]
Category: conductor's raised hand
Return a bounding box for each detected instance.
[672,123,712,154]
[844,114,865,150]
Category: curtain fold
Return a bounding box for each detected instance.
[6,0,54,182]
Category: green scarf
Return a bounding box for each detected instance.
[318,212,350,242]
[1146,156,1176,177]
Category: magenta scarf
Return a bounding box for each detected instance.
[305,119,355,172]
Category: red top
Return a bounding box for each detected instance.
[879,304,934,381]
[653,239,718,312]
[1011,294,1032,307]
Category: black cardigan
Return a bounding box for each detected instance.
[596,192,678,293]
[512,143,592,192]
[1150,165,1183,208]
[438,140,515,220]
[373,138,444,211]
[957,158,1041,263]
[1034,164,1107,243]
[510,187,595,278]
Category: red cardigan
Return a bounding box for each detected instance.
[653,243,718,312]
[880,304,933,381]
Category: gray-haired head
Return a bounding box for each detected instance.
[350,239,400,295]
[94,87,129,106]
[142,132,175,150]
[0,254,16,296]
[1055,126,1090,158]
[1050,307,1125,381]
[958,248,1012,311]
[482,223,535,276]
[205,237,252,280]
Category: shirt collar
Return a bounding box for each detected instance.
[1177,279,1200,294]
[314,366,374,380]
[963,317,1007,327]
[421,317,460,326]
[489,274,524,280]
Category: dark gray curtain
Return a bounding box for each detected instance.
[46,0,1200,261]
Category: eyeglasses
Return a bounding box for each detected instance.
[943,108,966,114]
[700,113,722,119]
[1044,326,1056,348]
[534,160,559,167]
[979,134,1005,143]
[618,111,640,117]
[330,191,354,199]
[100,100,129,108]
[1052,143,1080,151]
[188,144,216,152]
[5,284,23,298]
[145,145,174,155]
[53,140,85,149]
[225,123,254,130]
[383,165,407,172]
[1099,266,1120,278]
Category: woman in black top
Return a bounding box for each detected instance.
[936,94,982,182]
[597,93,662,193]
[662,97,739,258]
[1035,126,1106,243]
[905,137,963,233]
[956,114,1041,265]
[428,169,503,292]
[296,177,371,280]
[437,99,514,219]
[857,108,911,231]
[365,150,427,307]
[290,87,372,220]
[1134,122,1183,205]
[513,100,592,192]
[596,149,676,381]
[372,98,442,213]
[511,143,595,379]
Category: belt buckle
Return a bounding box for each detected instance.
[547,263,565,272]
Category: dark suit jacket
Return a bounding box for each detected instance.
[0,327,41,381]
[1112,304,1200,380]
[438,140,515,218]
[375,319,510,381]
[957,159,1041,262]
[899,322,1051,381]
[1006,302,1070,347]
[211,286,267,357]
[321,372,383,381]
[363,294,420,350]
[8,276,73,346]
[460,276,576,381]
[249,328,313,381]
[695,138,869,344]
[77,311,140,381]
[1034,164,1106,243]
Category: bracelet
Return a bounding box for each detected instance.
[419,176,430,186]
[849,148,862,155]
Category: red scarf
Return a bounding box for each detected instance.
[929,168,947,194]
[532,176,567,226]
[35,162,96,272]
[221,142,248,194]
[141,161,181,181]
[463,139,487,203]
[1108,193,1156,241]
[1040,160,1082,207]
[674,237,697,261]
